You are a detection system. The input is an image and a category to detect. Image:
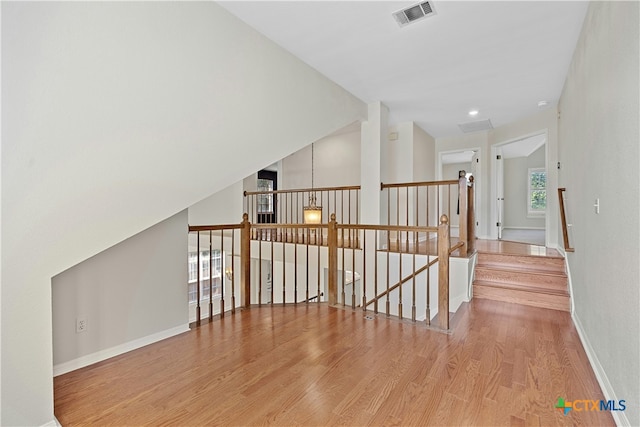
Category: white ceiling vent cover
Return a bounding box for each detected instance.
[393,2,436,27]
[458,119,494,133]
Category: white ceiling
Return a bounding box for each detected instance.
[218,1,588,139]
[500,133,546,159]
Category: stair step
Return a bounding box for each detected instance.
[472,279,569,296]
[474,266,567,290]
[477,252,565,274]
[473,282,570,312]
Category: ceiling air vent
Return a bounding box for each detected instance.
[393,1,436,27]
[458,119,494,133]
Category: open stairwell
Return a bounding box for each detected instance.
[472,242,570,312]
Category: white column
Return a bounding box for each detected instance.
[360,102,388,225]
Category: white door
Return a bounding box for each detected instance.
[496,149,505,239]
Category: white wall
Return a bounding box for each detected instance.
[52,210,188,372]
[413,123,436,182]
[503,145,545,229]
[281,128,361,189]
[189,180,244,226]
[1,2,365,425]
[558,2,639,426]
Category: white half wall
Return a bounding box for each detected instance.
[558,2,639,425]
[1,2,365,425]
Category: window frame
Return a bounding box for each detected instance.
[527,167,547,217]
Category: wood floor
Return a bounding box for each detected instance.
[55,300,613,426]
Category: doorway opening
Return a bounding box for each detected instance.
[491,131,548,246]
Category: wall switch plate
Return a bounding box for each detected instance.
[594,198,600,214]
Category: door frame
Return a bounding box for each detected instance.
[490,129,549,244]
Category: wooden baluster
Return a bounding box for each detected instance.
[467,176,476,254]
[396,188,400,252]
[196,232,201,326]
[282,229,286,304]
[348,190,352,247]
[231,228,236,314]
[328,214,338,306]
[362,230,367,310]
[351,236,356,309]
[386,227,390,316]
[374,230,379,314]
[241,213,250,309]
[458,175,468,257]
[438,215,450,330]
[341,229,346,306]
[305,233,309,304]
[270,237,274,304]
[220,229,225,317]
[405,187,409,252]
[258,229,262,306]
[209,231,213,320]
[398,229,403,319]
[412,230,416,322]
[426,229,431,326]
[317,229,321,301]
[294,236,298,303]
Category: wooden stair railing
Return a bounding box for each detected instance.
[189,213,456,331]
[244,184,361,233]
[558,188,574,252]
[381,175,475,257]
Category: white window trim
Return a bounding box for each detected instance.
[527,167,546,217]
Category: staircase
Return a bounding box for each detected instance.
[472,247,570,312]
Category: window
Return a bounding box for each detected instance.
[528,168,546,215]
[257,178,274,214]
[188,250,223,303]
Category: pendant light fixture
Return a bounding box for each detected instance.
[303,143,322,224]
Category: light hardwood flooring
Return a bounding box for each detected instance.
[55,300,613,426]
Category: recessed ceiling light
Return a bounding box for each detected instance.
[538,100,548,108]
[468,109,479,117]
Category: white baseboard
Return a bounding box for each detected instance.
[53,324,190,377]
[572,313,630,426]
[503,226,545,230]
[41,416,62,427]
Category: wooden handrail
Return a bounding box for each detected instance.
[449,241,465,255]
[244,185,360,196]
[189,224,243,232]
[381,179,459,189]
[558,188,574,252]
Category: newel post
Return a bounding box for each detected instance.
[328,214,338,306]
[437,214,450,330]
[458,174,468,257]
[241,213,251,308]
[467,176,476,254]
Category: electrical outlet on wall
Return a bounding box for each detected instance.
[76,316,88,333]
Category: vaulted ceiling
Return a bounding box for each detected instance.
[219,1,589,138]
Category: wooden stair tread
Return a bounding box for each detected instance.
[473,279,569,296]
[473,284,570,312]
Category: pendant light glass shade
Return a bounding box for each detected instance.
[303,143,322,224]
[303,194,322,224]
